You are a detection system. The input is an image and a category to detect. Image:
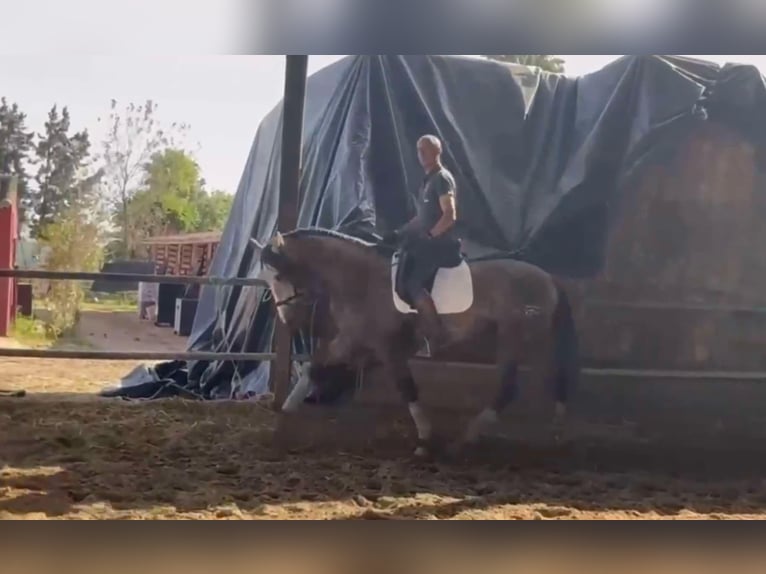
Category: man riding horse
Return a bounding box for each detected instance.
[384,134,462,351]
[256,133,579,456]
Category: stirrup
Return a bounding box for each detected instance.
[416,338,432,358]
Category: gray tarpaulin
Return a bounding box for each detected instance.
[185,55,766,393]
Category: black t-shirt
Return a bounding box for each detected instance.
[416,166,458,241]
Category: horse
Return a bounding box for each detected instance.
[253,228,580,458]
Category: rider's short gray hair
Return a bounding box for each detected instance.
[417,134,442,153]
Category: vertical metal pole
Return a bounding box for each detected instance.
[273,55,309,408]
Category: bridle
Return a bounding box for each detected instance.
[269,273,324,310]
[273,290,308,308]
[266,281,323,357]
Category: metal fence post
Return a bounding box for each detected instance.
[272,55,308,409]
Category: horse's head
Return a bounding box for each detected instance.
[253,227,385,336]
[253,232,318,329]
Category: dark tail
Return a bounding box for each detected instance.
[552,284,580,404]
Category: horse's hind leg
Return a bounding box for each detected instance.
[456,361,519,450]
[548,361,572,444]
[453,331,522,452]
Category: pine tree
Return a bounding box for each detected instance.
[31,105,93,238]
[0,98,35,224]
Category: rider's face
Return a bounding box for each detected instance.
[417,141,438,169]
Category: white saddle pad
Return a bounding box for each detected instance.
[391,253,474,315]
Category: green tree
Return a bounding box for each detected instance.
[0,98,35,224]
[142,147,202,231]
[126,148,233,247]
[196,189,233,232]
[126,147,202,247]
[31,105,95,238]
[484,55,566,73]
[98,99,190,257]
[124,188,167,251]
[38,206,105,338]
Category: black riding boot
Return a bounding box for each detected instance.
[411,292,447,350]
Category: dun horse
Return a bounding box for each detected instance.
[254,228,579,457]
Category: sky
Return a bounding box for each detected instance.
[1,54,763,194]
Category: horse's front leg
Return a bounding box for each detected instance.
[281,362,312,413]
[380,354,433,458]
[281,334,351,413]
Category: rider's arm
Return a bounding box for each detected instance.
[385,215,420,244]
[399,216,422,235]
[428,176,457,238]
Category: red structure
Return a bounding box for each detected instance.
[0,175,18,337]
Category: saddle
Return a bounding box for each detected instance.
[391,249,474,315]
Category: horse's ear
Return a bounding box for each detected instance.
[271,232,285,251]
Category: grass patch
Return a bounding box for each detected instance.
[80,300,137,313]
[11,314,96,351]
[10,316,54,348]
[82,292,138,313]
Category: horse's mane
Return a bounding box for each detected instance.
[468,250,527,263]
[283,228,530,262]
[284,227,377,247]
[284,227,396,257]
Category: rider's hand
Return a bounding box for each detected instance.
[381,229,401,245]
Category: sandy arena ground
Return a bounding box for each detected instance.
[1,311,766,520]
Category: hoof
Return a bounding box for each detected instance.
[414,446,429,458]
[455,430,482,453]
[553,430,573,447]
[551,416,568,445]
[462,409,499,446]
[413,437,434,459]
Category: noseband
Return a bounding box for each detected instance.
[274,290,308,308]
[272,279,324,309]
